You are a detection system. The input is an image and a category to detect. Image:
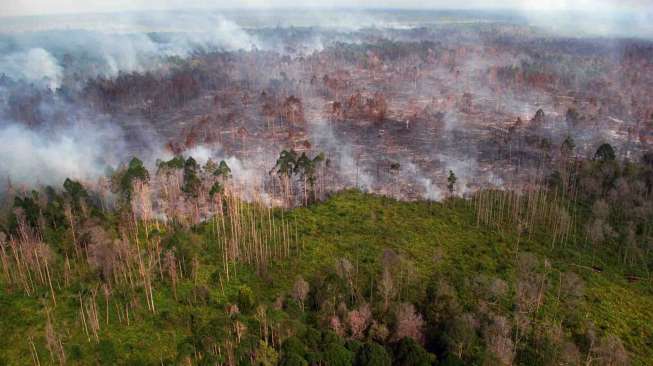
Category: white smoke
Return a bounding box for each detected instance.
[0,14,260,82]
[184,144,271,201]
[0,121,125,186]
[402,161,443,201]
[0,48,62,90]
[185,145,214,165]
[514,0,653,38]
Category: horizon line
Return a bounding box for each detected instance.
[0,6,639,20]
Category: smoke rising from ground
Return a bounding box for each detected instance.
[0,119,125,186]
[0,12,262,189]
[0,48,62,90]
[0,14,259,82]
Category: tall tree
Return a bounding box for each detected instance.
[115,157,150,200]
[447,170,457,196]
[182,157,201,198]
[594,143,616,162]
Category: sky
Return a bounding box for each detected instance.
[1,0,651,17]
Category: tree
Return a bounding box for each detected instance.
[272,149,299,202]
[280,337,307,366]
[237,286,256,313]
[273,150,298,177]
[11,192,41,230]
[378,268,395,312]
[214,160,232,179]
[254,340,279,366]
[642,151,653,168]
[355,342,391,366]
[209,182,223,198]
[281,95,305,125]
[63,178,89,211]
[596,334,629,366]
[447,170,457,196]
[84,223,115,281]
[281,336,306,357]
[279,353,308,366]
[446,313,479,360]
[330,315,346,337]
[560,271,584,306]
[117,157,150,199]
[423,278,461,352]
[292,277,310,311]
[157,155,185,172]
[271,149,325,204]
[322,343,354,366]
[96,339,118,365]
[348,304,372,340]
[394,303,425,344]
[182,157,201,198]
[592,199,610,220]
[483,315,514,366]
[594,143,616,162]
[561,136,575,158]
[394,337,435,366]
[203,158,218,176]
[531,108,545,124]
[369,321,390,343]
[295,152,325,204]
[43,186,67,229]
[302,327,323,352]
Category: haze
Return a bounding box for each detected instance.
[2,0,651,17]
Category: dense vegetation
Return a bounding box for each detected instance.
[1,147,652,365]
